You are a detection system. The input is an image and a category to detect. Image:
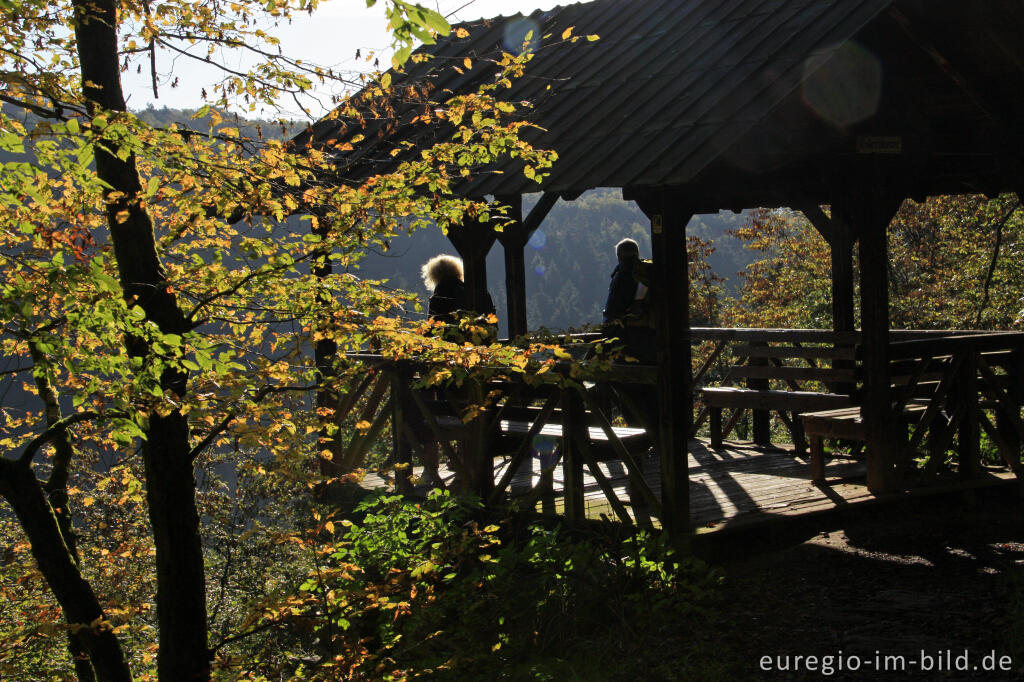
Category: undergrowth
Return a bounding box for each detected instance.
[256,490,727,680]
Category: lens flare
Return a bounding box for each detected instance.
[802,41,882,129]
[503,18,541,54]
[528,229,547,249]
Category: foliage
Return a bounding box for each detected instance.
[888,193,1023,330]
[0,0,564,678]
[723,207,834,330]
[226,490,723,680]
[725,195,1024,331]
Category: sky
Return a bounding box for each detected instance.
[122,0,563,117]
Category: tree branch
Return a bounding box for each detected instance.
[187,384,316,461]
[185,258,312,326]
[976,199,1020,327]
[18,411,107,466]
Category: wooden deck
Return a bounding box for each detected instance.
[359,437,1020,534]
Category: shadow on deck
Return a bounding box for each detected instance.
[360,437,1020,536]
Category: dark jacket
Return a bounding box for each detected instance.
[603,257,640,325]
[428,277,467,324]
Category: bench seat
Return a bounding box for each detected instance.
[803,403,928,483]
[702,387,853,412]
[702,387,853,450]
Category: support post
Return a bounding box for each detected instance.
[642,192,692,539]
[495,192,559,338]
[748,341,771,446]
[313,219,342,472]
[390,369,413,495]
[448,223,496,315]
[830,212,856,335]
[834,185,903,494]
[800,202,857,394]
[1008,345,1024,470]
[958,351,981,478]
[561,389,586,522]
[497,195,528,338]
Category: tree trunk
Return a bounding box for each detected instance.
[0,460,133,682]
[72,0,210,678]
[31,344,98,682]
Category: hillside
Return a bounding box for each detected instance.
[357,189,755,337]
[133,108,757,336]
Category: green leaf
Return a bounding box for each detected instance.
[421,9,450,35]
[392,46,412,68]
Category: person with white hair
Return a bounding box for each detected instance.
[420,254,467,323]
[420,253,495,323]
[412,254,501,490]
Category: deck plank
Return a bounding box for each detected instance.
[358,438,1018,533]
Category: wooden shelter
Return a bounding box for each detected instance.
[300,0,1024,534]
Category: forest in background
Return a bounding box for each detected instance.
[132,107,754,336]
[133,109,1024,337]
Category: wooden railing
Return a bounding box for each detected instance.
[328,328,1022,528]
[326,352,661,524]
[881,332,1024,477]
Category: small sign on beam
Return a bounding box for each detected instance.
[857,136,903,154]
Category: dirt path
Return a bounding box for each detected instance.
[710,491,1024,680]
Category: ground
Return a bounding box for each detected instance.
[706,487,1024,681]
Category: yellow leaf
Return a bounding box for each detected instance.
[463,57,472,69]
[561,26,574,39]
[587,34,600,41]
[324,521,335,533]
[82,496,95,507]
[355,420,372,432]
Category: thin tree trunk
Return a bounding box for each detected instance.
[0,460,133,682]
[72,0,209,678]
[30,343,97,682]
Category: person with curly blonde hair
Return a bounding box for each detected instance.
[420,254,466,323]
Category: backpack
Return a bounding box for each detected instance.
[626,258,655,327]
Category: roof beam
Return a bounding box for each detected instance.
[522,192,559,238]
[888,6,1012,137]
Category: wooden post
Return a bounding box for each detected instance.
[802,203,856,335]
[833,185,903,494]
[561,388,585,522]
[495,192,559,338]
[829,212,856,335]
[469,379,495,498]
[390,369,413,495]
[646,193,692,539]
[497,194,528,338]
[448,224,496,315]
[748,341,771,446]
[1007,345,1024,469]
[958,351,981,478]
[312,218,343,472]
[801,203,856,393]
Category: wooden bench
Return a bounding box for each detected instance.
[802,404,929,482]
[699,332,858,453]
[799,334,1022,483]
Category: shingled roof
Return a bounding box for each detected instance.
[298,0,1024,207]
